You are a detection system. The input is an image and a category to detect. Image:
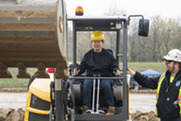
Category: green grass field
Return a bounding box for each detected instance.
[0,68,36,88]
[127,62,166,73]
[0,62,166,88]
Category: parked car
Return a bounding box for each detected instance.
[127,75,140,91]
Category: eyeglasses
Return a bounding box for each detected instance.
[163,60,172,64]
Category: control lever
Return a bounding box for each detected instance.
[86,74,105,114]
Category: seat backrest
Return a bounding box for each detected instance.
[106,49,113,55]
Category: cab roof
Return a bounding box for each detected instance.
[68,16,127,31]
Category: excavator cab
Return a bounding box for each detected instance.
[67,15,149,121]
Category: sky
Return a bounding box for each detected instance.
[65,0,181,19]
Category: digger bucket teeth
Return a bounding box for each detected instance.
[0,2,68,79]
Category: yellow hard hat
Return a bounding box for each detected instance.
[91,30,104,41]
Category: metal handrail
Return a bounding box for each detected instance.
[69,76,123,80]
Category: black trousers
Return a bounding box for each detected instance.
[161,117,181,121]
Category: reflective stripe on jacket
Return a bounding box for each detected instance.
[134,71,181,118]
[156,73,181,116]
[156,73,165,115]
[179,88,181,115]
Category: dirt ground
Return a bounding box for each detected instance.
[0,88,160,121]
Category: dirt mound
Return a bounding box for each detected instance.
[130,111,160,121]
[0,108,160,121]
[0,108,24,121]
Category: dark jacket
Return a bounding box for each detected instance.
[134,70,181,119]
[77,48,119,77]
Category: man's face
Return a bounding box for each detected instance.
[165,61,174,72]
[92,40,103,52]
[164,60,178,73]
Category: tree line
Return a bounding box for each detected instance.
[128,16,181,62]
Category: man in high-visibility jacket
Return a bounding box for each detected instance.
[128,49,181,121]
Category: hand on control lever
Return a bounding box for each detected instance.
[113,69,120,76]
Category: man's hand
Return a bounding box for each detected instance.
[127,68,136,76]
[73,68,80,75]
[114,70,120,76]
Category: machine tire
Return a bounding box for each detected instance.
[63,80,75,121]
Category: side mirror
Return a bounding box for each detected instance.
[138,19,149,37]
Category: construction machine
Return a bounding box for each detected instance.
[0,0,68,121]
[0,1,149,121]
[65,15,149,121]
